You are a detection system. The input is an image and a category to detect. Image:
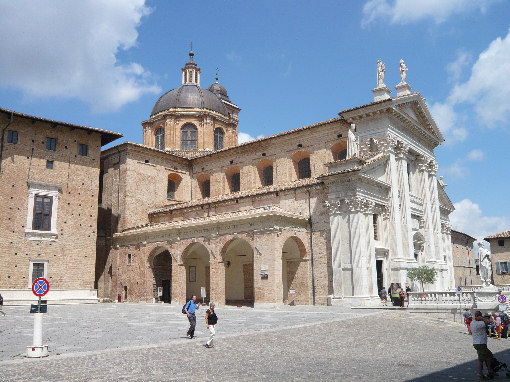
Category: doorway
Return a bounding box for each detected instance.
[376,259,384,292]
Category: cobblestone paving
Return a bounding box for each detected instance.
[1,304,509,381]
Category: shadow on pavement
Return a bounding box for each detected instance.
[409,348,510,381]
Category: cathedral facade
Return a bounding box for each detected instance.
[96,51,455,306]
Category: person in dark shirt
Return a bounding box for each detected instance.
[0,294,5,316]
[205,302,217,348]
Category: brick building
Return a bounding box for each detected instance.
[0,108,121,303]
[485,230,510,287]
[97,52,456,307]
[451,229,480,288]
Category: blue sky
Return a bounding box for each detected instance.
[0,0,509,243]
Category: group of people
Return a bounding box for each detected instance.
[464,309,509,340]
[183,295,217,348]
[379,284,411,307]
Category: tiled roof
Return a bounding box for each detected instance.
[0,107,122,146]
[451,230,477,241]
[484,230,510,240]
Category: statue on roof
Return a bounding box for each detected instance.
[347,124,359,159]
[377,60,386,88]
[399,59,408,83]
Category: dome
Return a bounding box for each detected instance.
[151,84,228,117]
[208,82,230,102]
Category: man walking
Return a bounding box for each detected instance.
[0,293,5,316]
[472,310,495,380]
[184,295,199,339]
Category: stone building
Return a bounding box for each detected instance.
[485,230,510,287]
[0,108,121,303]
[97,52,455,306]
[451,229,480,288]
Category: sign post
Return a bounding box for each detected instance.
[27,278,50,358]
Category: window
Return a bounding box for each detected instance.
[214,128,224,151]
[202,179,210,198]
[337,149,347,160]
[33,195,52,231]
[298,157,311,179]
[155,128,165,150]
[262,166,273,186]
[98,171,104,204]
[26,180,61,241]
[497,262,509,275]
[32,263,45,283]
[46,160,54,169]
[231,173,240,192]
[498,239,505,247]
[167,179,175,199]
[46,137,56,151]
[127,254,132,265]
[7,130,18,144]
[181,124,197,150]
[189,266,196,282]
[79,144,88,156]
[373,214,379,240]
[29,260,48,286]
[476,264,480,275]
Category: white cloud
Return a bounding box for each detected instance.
[450,199,510,241]
[226,52,242,64]
[429,102,467,144]
[448,29,510,127]
[238,132,264,144]
[0,0,160,112]
[446,51,470,83]
[442,148,484,179]
[362,0,499,27]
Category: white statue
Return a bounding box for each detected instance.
[377,60,386,87]
[478,242,493,287]
[347,124,359,159]
[399,59,408,83]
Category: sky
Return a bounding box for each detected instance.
[0,0,509,246]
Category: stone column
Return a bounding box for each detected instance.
[387,148,405,261]
[417,155,435,263]
[326,200,344,298]
[172,262,187,304]
[427,160,443,262]
[209,237,225,306]
[394,141,413,260]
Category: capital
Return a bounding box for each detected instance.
[345,196,375,214]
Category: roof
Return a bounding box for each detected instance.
[484,230,510,240]
[451,230,477,241]
[0,107,122,146]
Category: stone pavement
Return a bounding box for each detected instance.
[1,303,510,381]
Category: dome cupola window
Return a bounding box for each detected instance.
[181,124,198,150]
[214,128,224,151]
[155,127,165,150]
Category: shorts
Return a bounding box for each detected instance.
[496,325,502,333]
[473,344,493,361]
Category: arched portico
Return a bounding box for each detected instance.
[148,247,173,303]
[182,242,210,302]
[222,238,254,305]
[282,236,309,305]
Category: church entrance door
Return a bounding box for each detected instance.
[222,238,254,306]
[150,249,172,303]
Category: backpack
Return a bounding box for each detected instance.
[182,300,191,314]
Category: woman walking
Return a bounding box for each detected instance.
[205,302,218,348]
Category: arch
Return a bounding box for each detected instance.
[292,151,311,180]
[331,141,347,161]
[167,173,182,200]
[182,242,211,302]
[221,238,254,305]
[225,166,241,193]
[155,127,165,151]
[148,247,173,303]
[282,236,308,304]
[181,124,198,150]
[197,173,211,198]
[214,128,224,151]
[256,159,274,187]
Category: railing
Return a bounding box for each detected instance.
[408,291,475,306]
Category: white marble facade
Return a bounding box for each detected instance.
[326,88,455,303]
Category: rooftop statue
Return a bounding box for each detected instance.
[347,124,359,159]
[377,60,386,88]
[399,59,408,83]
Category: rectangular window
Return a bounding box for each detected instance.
[79,143,88,156]
[32,262,45,283]
[189,266,196,282]
[46,160,54,169]
[496,262,509,275]
[167,179,175,199]
[202,180,210,198]
[127,254,132,265]
[7,130,18,144]
[231,173,240,192]
[498,239,505,246]
[33,195,52,231]
[46,137,56,151]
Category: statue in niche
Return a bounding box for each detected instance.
[478,242,493,288]
[399,59,408,83]
[347,124,359,159]
[377,60,386,87]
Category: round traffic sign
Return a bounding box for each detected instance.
[32,278,50,297]
[498,295,506,304]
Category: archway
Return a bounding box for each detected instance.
[222,238,254,305]
[183,243,210,303]
[282,236,308,305]
[149,248,172,303]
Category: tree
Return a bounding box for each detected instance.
[407,266,437,292]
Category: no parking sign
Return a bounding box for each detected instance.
[32,278,50,297]
[498,295,507,304]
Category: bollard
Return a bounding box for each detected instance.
[26,312,48,358]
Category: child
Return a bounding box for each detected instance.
[495,313,502,340]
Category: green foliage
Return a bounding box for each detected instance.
[407,266,437,291]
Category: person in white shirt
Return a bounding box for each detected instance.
[471,311,495,380]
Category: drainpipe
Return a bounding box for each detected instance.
[0,111,14,174]
[190,161,194,200]
[307,188,316,305]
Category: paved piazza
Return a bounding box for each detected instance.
[1,304,510,381]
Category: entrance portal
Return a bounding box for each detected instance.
[151,250,172,303]
[376,259,383,292]
[183,243,210,303]
[282,237,308,305]
[223,239,254,305]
